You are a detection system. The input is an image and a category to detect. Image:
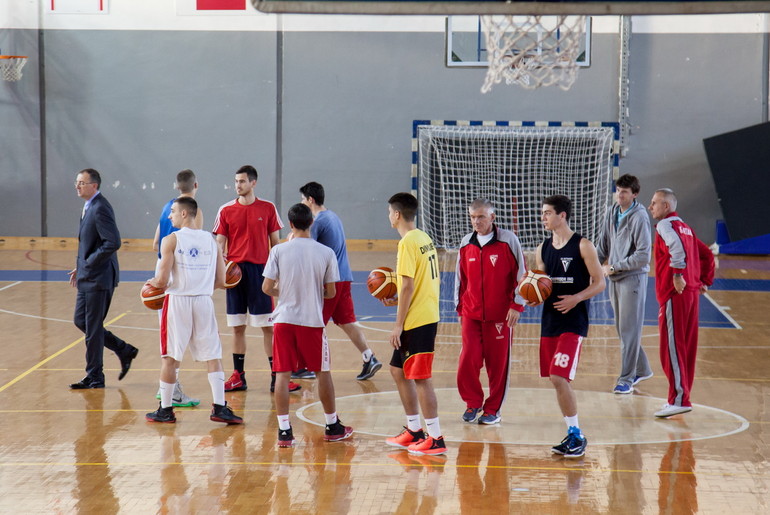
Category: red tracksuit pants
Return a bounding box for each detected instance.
[457,317,512,414]
[658,290,699,408]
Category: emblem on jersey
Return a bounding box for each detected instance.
[560,257,573,272]
[495,323,504,333]
[490,255,498,266]
[188,248,199,258]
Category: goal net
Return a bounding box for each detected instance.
[415,123,617,252]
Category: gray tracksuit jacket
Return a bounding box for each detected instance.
[596,201,651,280]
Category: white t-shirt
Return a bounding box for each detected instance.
[263,237,339,327]
[165,227,218,297]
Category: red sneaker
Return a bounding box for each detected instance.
[386,427,425,449]
[224,370,247,392]
[408,436,447,456]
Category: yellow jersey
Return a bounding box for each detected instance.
[397,229,440,330]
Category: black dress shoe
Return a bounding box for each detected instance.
[118,346,139,381]
[70,377,105,389]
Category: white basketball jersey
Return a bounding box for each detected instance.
[166,228,218,296]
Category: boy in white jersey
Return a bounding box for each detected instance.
[146,197,243,425]
[262,203,353,447]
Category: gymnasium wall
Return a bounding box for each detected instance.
[1,3,767,242]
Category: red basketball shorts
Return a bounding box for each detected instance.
[272,323,329,373]
[539,332,584,381]
[322,281,357,326]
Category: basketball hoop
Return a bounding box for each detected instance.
[481,16,585,93]
[0,55,29,82]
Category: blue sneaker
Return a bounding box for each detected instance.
[462,407,481,423]
[477,412,501,425]
[613,383,633,394]
[633,372,653,385]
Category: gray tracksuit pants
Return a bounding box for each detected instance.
[608,273,653,386]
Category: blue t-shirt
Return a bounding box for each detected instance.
[311,209,353,282]
[157,198,176,259]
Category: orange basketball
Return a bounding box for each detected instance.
[367,266,398,300]
[518,269,553,305]
[141,283,166,310]
[224,261,242,289]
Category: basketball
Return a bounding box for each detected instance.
[518,269,553,305]
[224,261,242,289]
[367,266,398,300]
[141,283,166,310]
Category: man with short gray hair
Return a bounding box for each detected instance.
[454,199,526,425]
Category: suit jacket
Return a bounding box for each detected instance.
[77,192,121,292]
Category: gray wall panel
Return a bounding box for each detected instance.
[1,27,766,243]
[41,30,277,239]
[623,33,764,240]
[0,29,41,236]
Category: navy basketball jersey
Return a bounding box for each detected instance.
[541,232,590,337]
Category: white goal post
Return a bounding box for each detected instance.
[412,121,619,251]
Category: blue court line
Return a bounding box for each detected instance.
[2,270,761,329]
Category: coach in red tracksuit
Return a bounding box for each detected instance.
[454,199,526,425]
[649,188,714,419]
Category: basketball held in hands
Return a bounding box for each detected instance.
[141,283,166,310]
[224,261,242,289]
[367,267,397,300]
[518,270,553,305]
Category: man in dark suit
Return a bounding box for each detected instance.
[68,168,138,389]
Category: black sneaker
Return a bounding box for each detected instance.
[278,427,295,447]
[356,355,383,381]
[291,368,316,379]
[210,403,243,425]
[552,433,587,458]
[146,404,176,423]
[324,420,354,442]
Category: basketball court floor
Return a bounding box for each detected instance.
[1,243,769,513]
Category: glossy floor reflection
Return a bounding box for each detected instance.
[0,247,769,513]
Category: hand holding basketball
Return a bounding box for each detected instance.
[141,282,166,310]
[518,269,553,305]
[367,266,398,301]
[224,261,242,289]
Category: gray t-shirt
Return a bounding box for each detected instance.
[263,237,339,327]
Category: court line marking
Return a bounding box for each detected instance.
[0,461,767,479]
[0,281,22,292]
[703,292,742,330]
[296,388,750,446]
[0,312,128,394]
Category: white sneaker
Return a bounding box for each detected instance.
[654,403,691,418]
[155,382,201,407]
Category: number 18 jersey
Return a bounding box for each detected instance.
[397,229,440,331]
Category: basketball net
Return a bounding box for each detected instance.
[0,56,28,82]
[481,15,585,93]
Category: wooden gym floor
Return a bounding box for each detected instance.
[0,241,769,514]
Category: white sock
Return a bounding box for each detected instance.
[277,414,291,431]
[175,368,180,382]
[362,349,373,362]
[425,417,442,439]
[565,415,580,430]
[209,371,225,406]
[324,412,338,425]
[159,381,175,408]
[406,414,422,432]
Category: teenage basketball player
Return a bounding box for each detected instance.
[262,203,353,447]
[532,195,605,458]
[146,197,242,425]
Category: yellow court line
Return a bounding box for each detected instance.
[0,312,127,394]
[0,461,767,479]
